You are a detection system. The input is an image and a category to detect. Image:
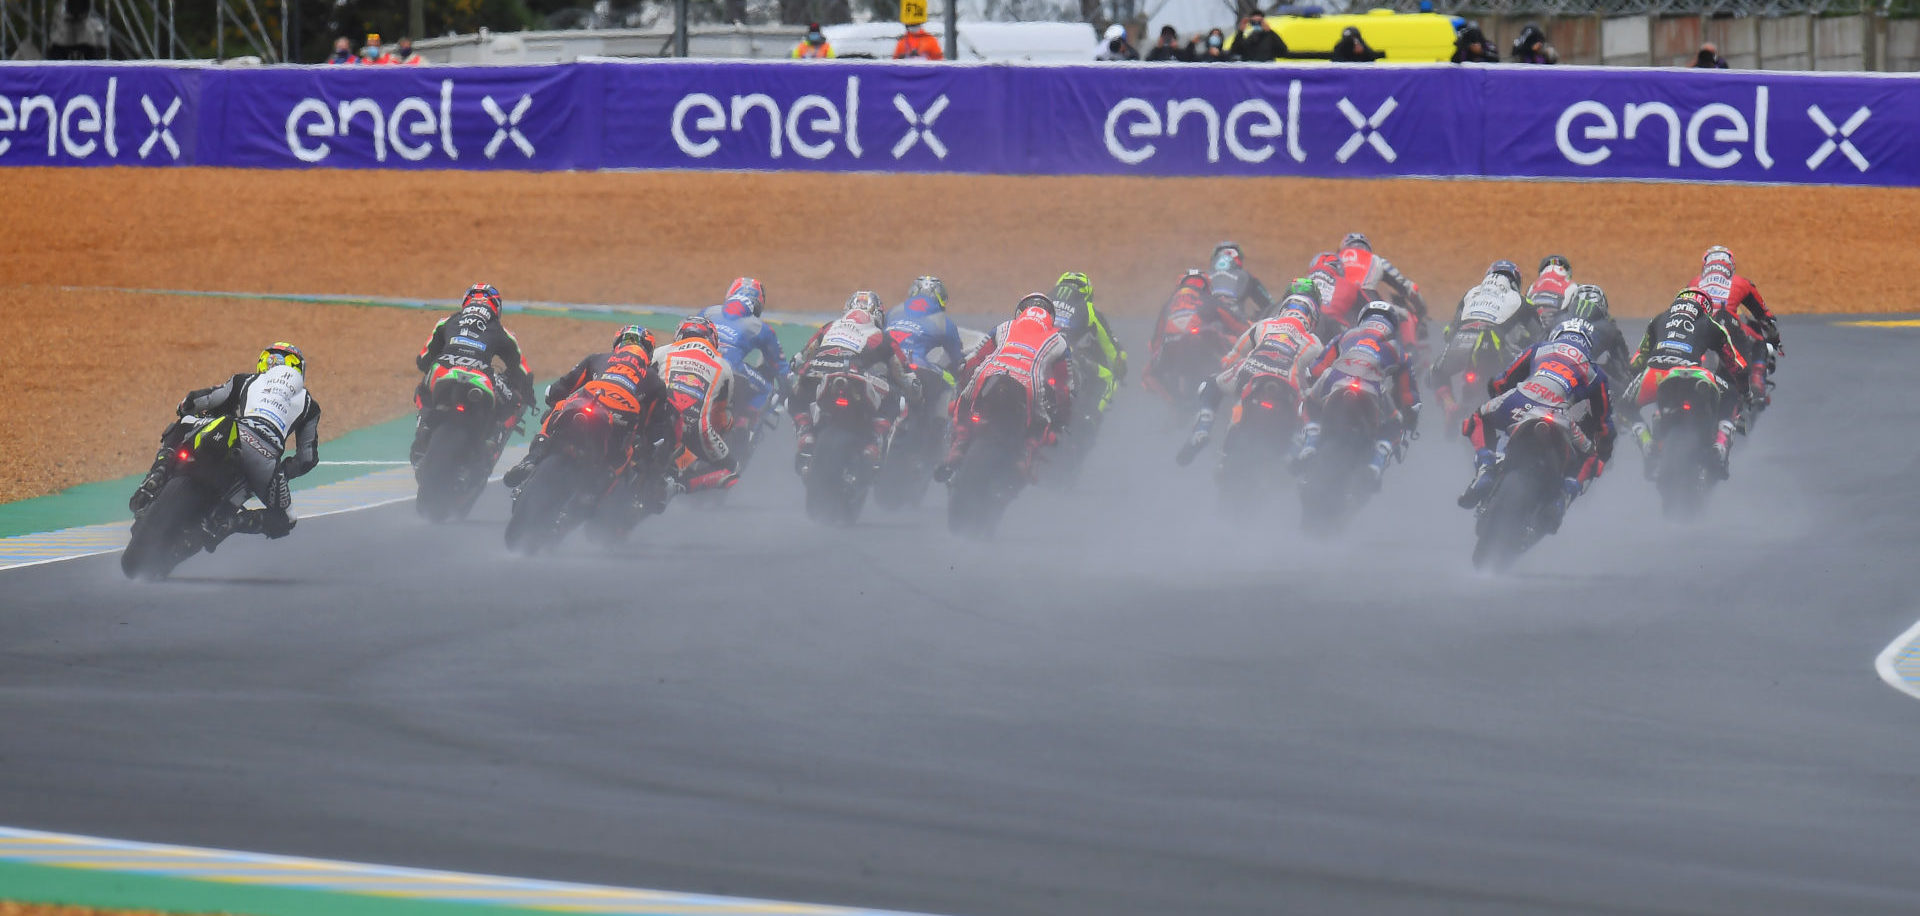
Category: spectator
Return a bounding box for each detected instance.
[325,36,355,64]
[1194,28,1228,61]
[1096,24,1139,60]
[792,22,835,58]
[1452,20,1496,62]
[1229,10,1288,62]
[1331,25,1383,62]
[894,0,944,59]
[1692,42,1728,68]
[393,36,424,64]
[1146,25,1191,61]
[360,32,394,64]
[1511,23,1556,64]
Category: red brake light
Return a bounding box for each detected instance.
[1188,326,1200,335]
[834,397,851,407]
[1258,400,1275,409]
[584,406,594,415]
[1464,371,1477,383]
[1681,402,1691,411]
[455,404,466,412]
[176,449,191,461]
[970,412,982,423]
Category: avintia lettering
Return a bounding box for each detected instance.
[1104,82,1307,166]
[1555,87,1774,171]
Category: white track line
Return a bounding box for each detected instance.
[1874,618,1920,702]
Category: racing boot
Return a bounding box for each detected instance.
[1288,422,1322,472]
[501,434,546,489]
[1364,440,1394,491]
[230,506,296,540]
[1457,448,1497,509]
[865,417,892,467]
[1175,408,1215,467]
[128,453,172,516]
[409,417,433,468]
[1712,420,1734,479]
[1540,476,1581,535]
[793,412,817,476]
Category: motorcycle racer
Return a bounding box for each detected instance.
[1145,270,1251,400]
[1176,291,1325,466]
[1693,246,1781,405]
[411,283,536,468]
[1049,271,1129,412]
[502,326,678,498]
[1329,232,1430,334]
[655,316,740,493]
[791,291,922,471]
[698,277,789,419]
[937,294,1076,483]
[130,342,321,541]
[1428,260,1539,421]
[1297,301,1423,489]
[1205,241,1275,320]
[1458,319,1617,533]
[1623,288,1752,478]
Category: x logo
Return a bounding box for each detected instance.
[1335,96,1398,164]
[482,95,535,159]
[891,94,949,160]
[1806,105,1870,172]
[140,95,180,160]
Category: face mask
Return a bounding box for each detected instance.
[1248,21,1263,32]
[809,32,822,42]
[1208,35,1222,47]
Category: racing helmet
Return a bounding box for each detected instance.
[1016,293,1058,326]
[1538,254,1572,274]
[1548,317,1595,354]
[1566,284,1609,321]
[725,277,767,317]
[1277,294,1320,328]
[463,283,502,315]
[905,276,948,310]
[1702,245,1735,274]
[1210,241,1244,272]
[613,324,657,356]
[676,315,720,347]
[1486,259,1522,290]
[1052,271,1094,310]
[1673,286,1714,312]
[846,290,885,325]
[1286,277,1320,303]
[1178,268,1211,295]
[1357,300,1399,330]
[1341,232,1372,252]
[258,341,305,375]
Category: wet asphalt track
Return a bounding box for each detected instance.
[3,317,1920,916]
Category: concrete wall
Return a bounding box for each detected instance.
[1475,13,1915,71]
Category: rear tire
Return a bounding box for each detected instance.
[805,426,866,526]
[505,455,575,555]
[1473,464,1540,572]
[414,422,472,524]
[122,478,211,581]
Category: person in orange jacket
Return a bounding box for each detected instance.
[792,22,836,58]
[893,0,945,59]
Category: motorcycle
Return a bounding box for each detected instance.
[1648,367,1725,519]
[1148,319,1229,410]
[1470,410,1577,571]
[801,370,891,526]
[505,392,658,554]
[414,366,521,523]
[947,374,1032,538]
[121,416,262,581]
[876,365,949,509]
[1295,379,1390,530]
[1214,369,1301,508]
